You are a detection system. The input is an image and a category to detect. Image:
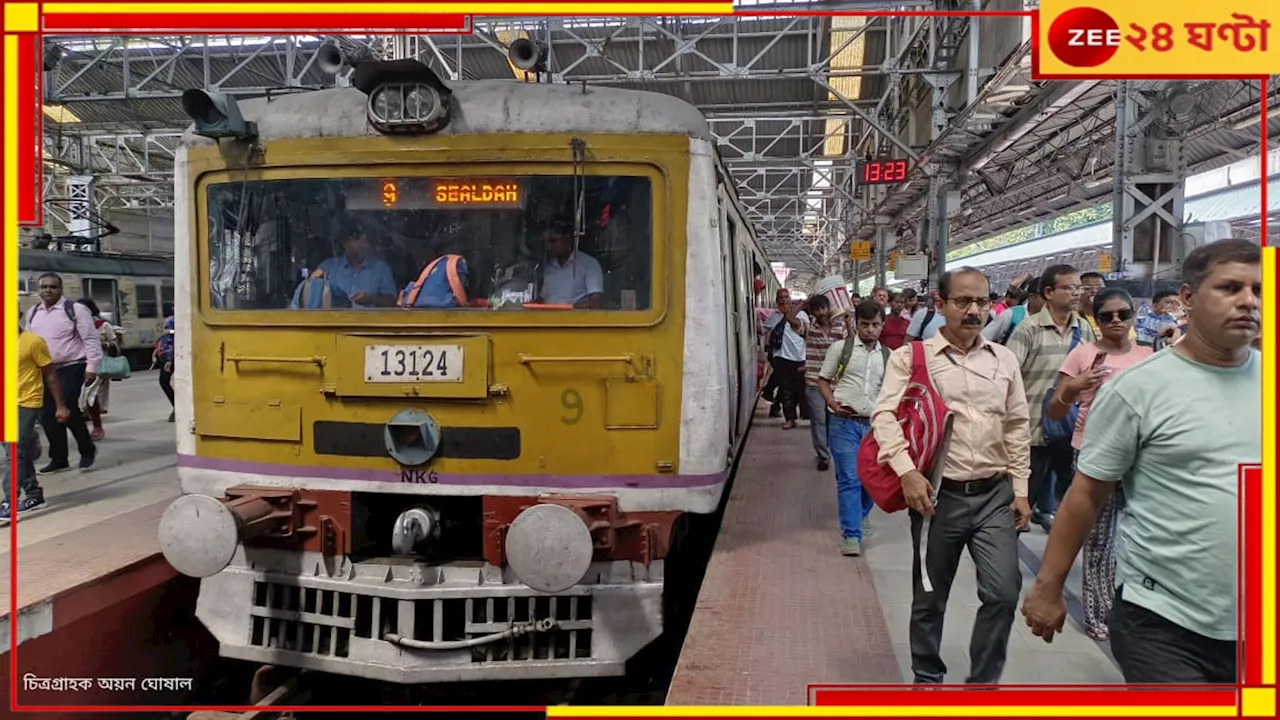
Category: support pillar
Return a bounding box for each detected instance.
[874,216,891,289]
[1111,81,1189,294]
[64,175,98,252]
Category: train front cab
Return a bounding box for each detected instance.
[161,125,738,683]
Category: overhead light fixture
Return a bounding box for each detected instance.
[1085,176,1112,189]
[1231,107,1280,131]
[42,103,80,123]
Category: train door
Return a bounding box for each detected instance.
[735,245,757,436]
[716,188,742,446]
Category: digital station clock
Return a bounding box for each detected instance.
[858,158,909,185]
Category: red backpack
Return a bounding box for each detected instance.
[856,342,953,513]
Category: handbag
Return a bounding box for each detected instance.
[97,354,132,381]
[1040,326,1082,445]
[856,342,953,513]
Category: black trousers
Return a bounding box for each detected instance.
[42,362,95,467]
[768,357,806,422]
[909,479,1021,684]
[159,366,175,406]
[1029,443,1075,514]
[1109,593,1237,684]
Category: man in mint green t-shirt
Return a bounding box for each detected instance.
[1020,238,1261,684]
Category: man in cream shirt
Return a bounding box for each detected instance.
[871,267,1032,686]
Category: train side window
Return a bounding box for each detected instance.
[82,278,119,320]
[136,284,159,318]
[161,285,174,315]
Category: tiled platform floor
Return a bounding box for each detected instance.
[665,410,900,706]
[666,404,1120,706]
[1,372,180,634]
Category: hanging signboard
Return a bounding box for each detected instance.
[1097,252,1113,273]
[888,252,899,272]
[849,241,872,261]
[894,254,928,280]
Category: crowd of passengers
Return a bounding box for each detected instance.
[759,238,1260,686]
[4,272,176,523]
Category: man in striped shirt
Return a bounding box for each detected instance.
[1006,264,1095,532]
[802,294,846,471]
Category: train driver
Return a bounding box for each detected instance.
[310,225,398,308]
[538,221,604,309]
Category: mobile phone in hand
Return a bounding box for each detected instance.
[1091,352,1108,369]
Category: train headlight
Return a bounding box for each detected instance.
[159,495,241,578]
[505,504,595,593]
[404,85,442,120]
[370,86,404,123]
[366,83,448,134]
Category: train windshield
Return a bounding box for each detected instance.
[204,175,653,312]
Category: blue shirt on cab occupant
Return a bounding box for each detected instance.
[315,230,398,308]
[538,226,604,309]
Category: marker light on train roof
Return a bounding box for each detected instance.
[180,89,256,141]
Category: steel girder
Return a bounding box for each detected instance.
[40,14,947,275]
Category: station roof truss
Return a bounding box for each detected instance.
[38,5,1279,282]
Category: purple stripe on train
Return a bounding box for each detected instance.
[176,454,727,489]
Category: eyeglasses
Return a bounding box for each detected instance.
[946,296,992,310]
[1055,284,1084,293]
[1097,309,1134,323]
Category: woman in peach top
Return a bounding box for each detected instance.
[1049,287,1153,641]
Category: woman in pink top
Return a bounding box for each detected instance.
[1048,287,1152,640]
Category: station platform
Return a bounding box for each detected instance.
[1,373,214,715]
[665,404,1122,706]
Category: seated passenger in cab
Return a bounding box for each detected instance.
[537,221,604,309]
[307,225,398,308]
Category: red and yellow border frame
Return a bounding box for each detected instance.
[2,2,1274,717]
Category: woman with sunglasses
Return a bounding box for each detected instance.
[1046,287,1152,640]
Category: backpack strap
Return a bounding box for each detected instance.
[398,255,468,308]
[1069,324,1082,352]
[909,340,944,395]
[834,337,857,382]
[909,340,927,377]
[442,255,467,306]
[914,307,936,338]
[999,305,1025,345]
[399,257,445,308]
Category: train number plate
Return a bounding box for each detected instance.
[364,345,463,383]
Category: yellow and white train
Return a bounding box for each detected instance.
[158,57,779,683]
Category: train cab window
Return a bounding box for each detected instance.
[136,284,159,318]
[204,175,654,313]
